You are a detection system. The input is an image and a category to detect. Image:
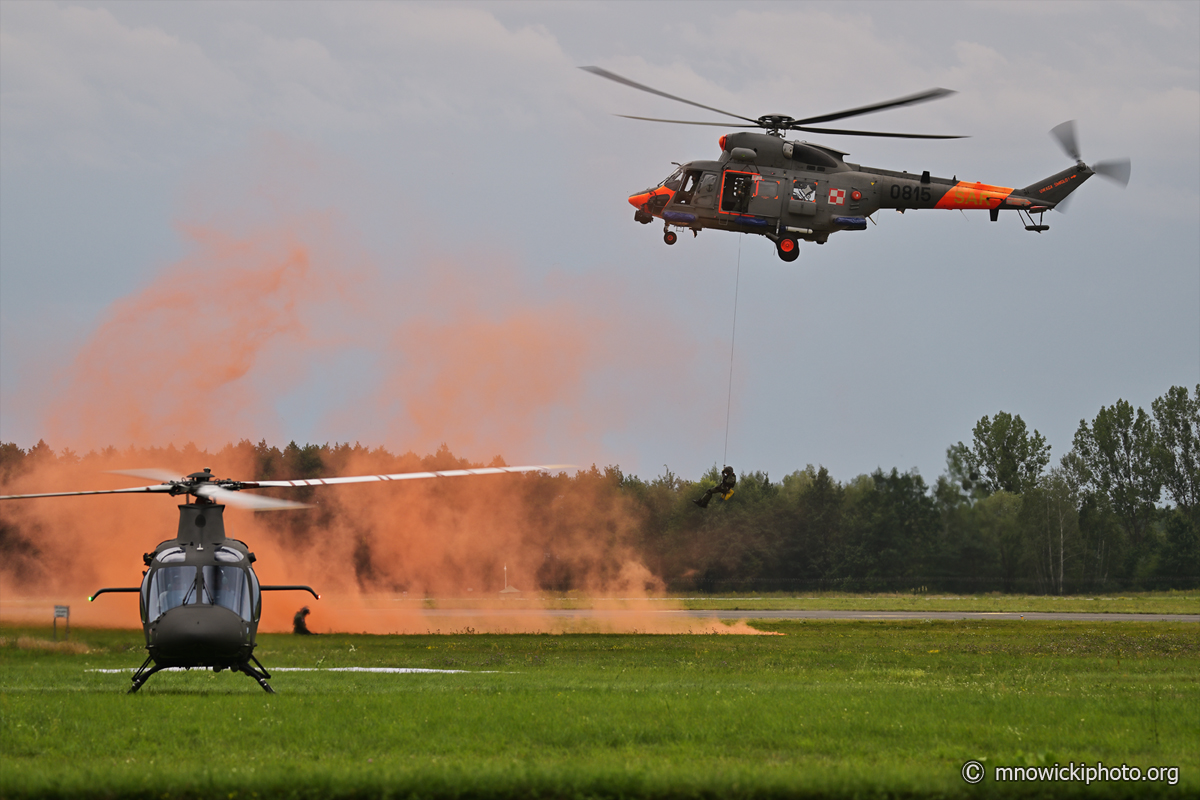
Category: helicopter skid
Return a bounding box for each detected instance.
[127,653,277,693]
[237,654,277,694]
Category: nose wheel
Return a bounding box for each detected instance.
[663,230,678,245]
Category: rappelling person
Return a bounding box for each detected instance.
[694,466,736,508]
[293,606,316,635]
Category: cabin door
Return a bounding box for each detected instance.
[747,175,783,219]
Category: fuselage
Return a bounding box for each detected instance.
[629,131,1089,250]
[139,503,262,667]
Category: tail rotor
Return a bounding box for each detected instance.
[1046,120,1130,212]
[1050,119,1131,187]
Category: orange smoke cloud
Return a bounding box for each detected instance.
[1,190,730,634]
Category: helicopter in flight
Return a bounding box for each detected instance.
[582,67,1130,262]
[0,463,563,693]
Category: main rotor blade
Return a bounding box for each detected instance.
[194,484,311,511]
[792,125,966,139]
[247,464,574,489]
[614,114,760,128]
[580,66,759,125]
[108,468,184,483]
[0,484,174,500]
[1092,158,1131,187]
[795,88,956,125]
[1050,120,1081,162]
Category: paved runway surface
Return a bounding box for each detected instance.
[414,609,1199,623]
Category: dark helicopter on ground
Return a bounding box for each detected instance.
[582,67,1130,261]
[0,463,563,693]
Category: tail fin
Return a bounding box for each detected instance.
[1021,164,1094,206]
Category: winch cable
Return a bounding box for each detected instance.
[722,237,742,470]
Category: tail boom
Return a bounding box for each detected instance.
[1020,164,1094,207]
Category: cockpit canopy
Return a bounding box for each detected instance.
[142,561,259,623]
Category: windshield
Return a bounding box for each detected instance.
[203,565,254,622]
[658,166,684,191]
[144,566,197,621]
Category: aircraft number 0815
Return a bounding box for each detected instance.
[891,184,932,202]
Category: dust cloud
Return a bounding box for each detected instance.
[0,197,755,635]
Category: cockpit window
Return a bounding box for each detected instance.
[203,565,254,622]
[156,547,185,563]
[144,566,197,621]
[658,167,684,191]
[214,546,244,563]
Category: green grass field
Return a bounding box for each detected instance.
[2,620,1197,798]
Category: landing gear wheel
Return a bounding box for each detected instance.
[776,236,800,262]
[664,230,678,245]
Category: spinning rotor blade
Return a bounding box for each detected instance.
[791,125,965,139]
[1092,158,1131,187]
[795,87,956,125]
[193,484,310,511]
[1,464,573,505]
[0,484,174,500]
[615,114,760,128]
[1050,120,1082,162]
[248,464,573,489]
[109,468,185,483]
[580,66,759,124]
[585,67,960,138]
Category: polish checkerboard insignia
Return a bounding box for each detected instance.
[828,188,846,206]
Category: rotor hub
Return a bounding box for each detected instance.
[756,114,796,136]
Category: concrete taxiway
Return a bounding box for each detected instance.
[413,609,1199,623]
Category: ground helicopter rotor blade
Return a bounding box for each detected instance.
[0,484,175,501]
[795,88,956,125]
[193,484,310,511]
[246,464,575,489]
[1092,158,1131,187]
[580,66,759,124]
[614,114,760,128]
[1050,120,1082,162]
[790,125,966,139]
[108,468,184,483]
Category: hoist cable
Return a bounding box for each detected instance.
[722,237,742,469]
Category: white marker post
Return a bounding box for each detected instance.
[54,605,69,641]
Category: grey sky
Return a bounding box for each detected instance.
[1,1,1197,483]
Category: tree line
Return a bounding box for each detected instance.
[2,385,1196,594]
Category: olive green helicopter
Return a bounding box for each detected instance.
[0,463,564,693]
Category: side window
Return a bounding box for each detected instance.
[693,173,718,208]
[672,170,703,206]
[792,180,817,202]
[754,179,780,200]
[249,568,261,622]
